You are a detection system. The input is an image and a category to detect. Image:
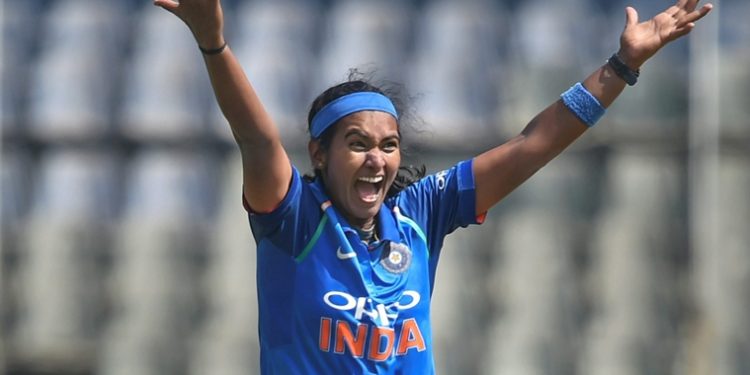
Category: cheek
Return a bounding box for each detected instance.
[327,151,361,182]
[385,153,401,183]
[388,151,401,170]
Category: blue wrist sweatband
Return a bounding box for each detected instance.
[310,92,398,139]
[560,82,605,127]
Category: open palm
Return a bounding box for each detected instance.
[619,0,713,68]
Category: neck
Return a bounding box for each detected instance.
[356,221,378,244]
[350,217,375,233]
[360,221,375,232]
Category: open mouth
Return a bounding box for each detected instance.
[355,176,384,203]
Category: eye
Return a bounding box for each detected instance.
[349,141,368,151]
[382,141,399,153]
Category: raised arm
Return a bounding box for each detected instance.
[154,0,292,213]
[473,0,713,214]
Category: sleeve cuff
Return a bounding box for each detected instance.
[245,167,302,224]
[456,159,485,225]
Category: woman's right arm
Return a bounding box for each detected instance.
[155,0,292,213]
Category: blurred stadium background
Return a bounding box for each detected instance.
[1,0,748,374]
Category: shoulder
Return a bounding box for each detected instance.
[392,159,475,202]
[248,166,322,240]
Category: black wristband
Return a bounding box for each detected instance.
[607,53,639,86]
[199,41,227,55]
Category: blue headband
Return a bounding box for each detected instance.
[309,92,398,139]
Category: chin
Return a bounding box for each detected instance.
[362,204,382,217]
[351,203,382,223]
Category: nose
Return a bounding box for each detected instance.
[364,148,386,170]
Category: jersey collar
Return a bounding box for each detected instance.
[310,178,400,244]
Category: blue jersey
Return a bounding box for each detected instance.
[248,159,482,374]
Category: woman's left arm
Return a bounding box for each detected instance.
[473,0,713,214]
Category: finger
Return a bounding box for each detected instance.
[670,23,695,40]
[154,0,179,12]
[665,5,681,16]
[625,6,639,28]
[682,0,699,13]
[679,3,713,27]
[669,0,689,15]
[689,3,713,22]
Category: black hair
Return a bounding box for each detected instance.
[304,69,426,198]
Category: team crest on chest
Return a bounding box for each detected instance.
[381,242,412,274]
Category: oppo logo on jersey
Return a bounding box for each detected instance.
[319,290,426,361]
[322,290,420,327]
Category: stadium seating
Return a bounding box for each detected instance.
[431,219,498,374]
[13,149,117,366]
[717,0,750,138]
[120,149,218,221]
[408,0,506,147]
[100,150,218,374]
[27,0,125,142]
[118,4,212,143]
[1,1,40,137]
[710,151,750,374]
[317,0,412,89]
[188,152,261,375]
[483,208,581,375]
[222,0,321,146]
[502,0,601,134]
[1,150,31,352]
[0,150,30,238]
[582,149,685,375]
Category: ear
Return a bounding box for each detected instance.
[308,139,326,171]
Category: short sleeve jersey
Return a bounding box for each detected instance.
[248,159,482,374]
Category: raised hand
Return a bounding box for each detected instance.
[618,0,713,69]
[153,0,225,50]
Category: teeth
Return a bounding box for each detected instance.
[358,176,384,184]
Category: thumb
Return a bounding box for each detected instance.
[624,6,639,28]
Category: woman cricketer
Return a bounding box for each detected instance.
[155,0,712,373]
